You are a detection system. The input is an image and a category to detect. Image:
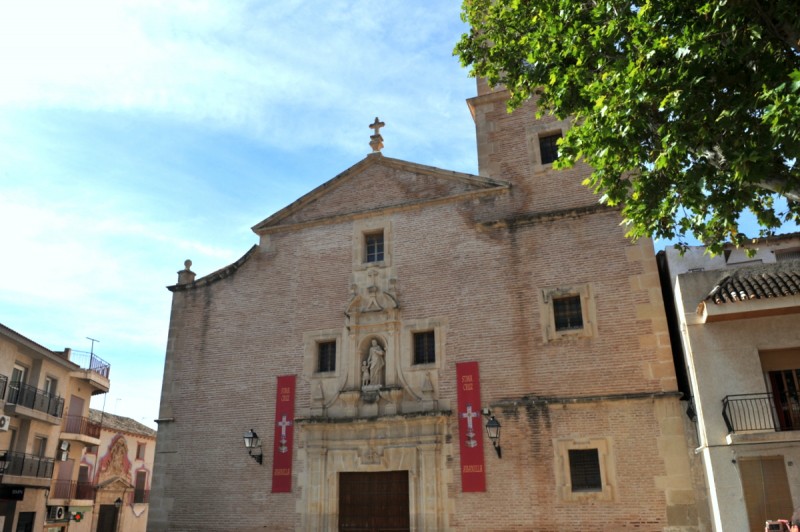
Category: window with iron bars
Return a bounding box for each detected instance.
[539,132,562,165]
[569,449,602,492]
[413,331,435,365]
[317,341,336,373]
[553,295,583,331]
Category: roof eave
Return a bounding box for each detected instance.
[699,294,800,323]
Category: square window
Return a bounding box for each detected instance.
[569,449,602,492]
[555,437,614,501]
[539,132,562,165]
[413,331,436,365]
[317,341,336,373]
[541,285,594,342]
[553,295,583,331]
[365,232,384,263]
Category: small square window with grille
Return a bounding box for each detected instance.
[413,331,436,365]
[539,132,562,165]
[318,341,336,373]
[365,232,384,263]
[553,295,583,331]
[569,449,602,492]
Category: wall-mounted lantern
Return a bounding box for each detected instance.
[482,409,502,458]
[243,429,263,464]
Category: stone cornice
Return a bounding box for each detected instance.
[296,410,451,425]
[466,87,511,119]
[257,185,509,235]
[492,390,682,409]
[478,203,618,231]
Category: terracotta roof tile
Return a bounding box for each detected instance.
[89,408,156,438]
[704,260,800,305]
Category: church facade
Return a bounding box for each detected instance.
[148,80,705,531]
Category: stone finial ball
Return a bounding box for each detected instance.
[184,259,192,270]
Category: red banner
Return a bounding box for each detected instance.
[456,361,486,492]
[271,375,296,493]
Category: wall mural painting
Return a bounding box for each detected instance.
[97,434,132,482]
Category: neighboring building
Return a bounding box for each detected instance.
[81,409,156,532]
[0,323,110,532]
[658,234,800,532]
[149,80,704,530]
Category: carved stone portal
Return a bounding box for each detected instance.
[304,259,442,419]
[299,415,450,530]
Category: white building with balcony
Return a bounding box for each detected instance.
[659,234,800,532]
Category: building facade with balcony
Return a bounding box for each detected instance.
[0,323,110,532]
[73,409,156,532]
[659,235,800,532]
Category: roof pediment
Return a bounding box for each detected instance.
[252,154,509,234]
[96,476,135,491]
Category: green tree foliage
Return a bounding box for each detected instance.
[456,0,800,253]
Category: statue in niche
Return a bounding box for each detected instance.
[361,360,371,387]
[366,339,385,386]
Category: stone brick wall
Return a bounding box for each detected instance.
[149,85,701,531]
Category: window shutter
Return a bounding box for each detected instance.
[740,456,793,532]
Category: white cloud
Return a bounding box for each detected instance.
[0,0,478,431]
[0,1,474,163]
[0,179,246,359]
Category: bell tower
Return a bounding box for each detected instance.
[467,78,598,214]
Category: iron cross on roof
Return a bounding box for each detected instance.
[369,117,385,153]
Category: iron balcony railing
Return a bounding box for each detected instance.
[0,451,54,479]
[62,415,101,439]
[51,480,96,500]
[7,382,64,418]
[722,393,800,433]
[69,351,111,379]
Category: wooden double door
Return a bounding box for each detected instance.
[740,456,793,532]
[339,471,410,532]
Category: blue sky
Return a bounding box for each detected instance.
[0,1,796,429]
[0,1,479,428]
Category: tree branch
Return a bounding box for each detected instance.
[751,0,800,57]
[758,179,800,202]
